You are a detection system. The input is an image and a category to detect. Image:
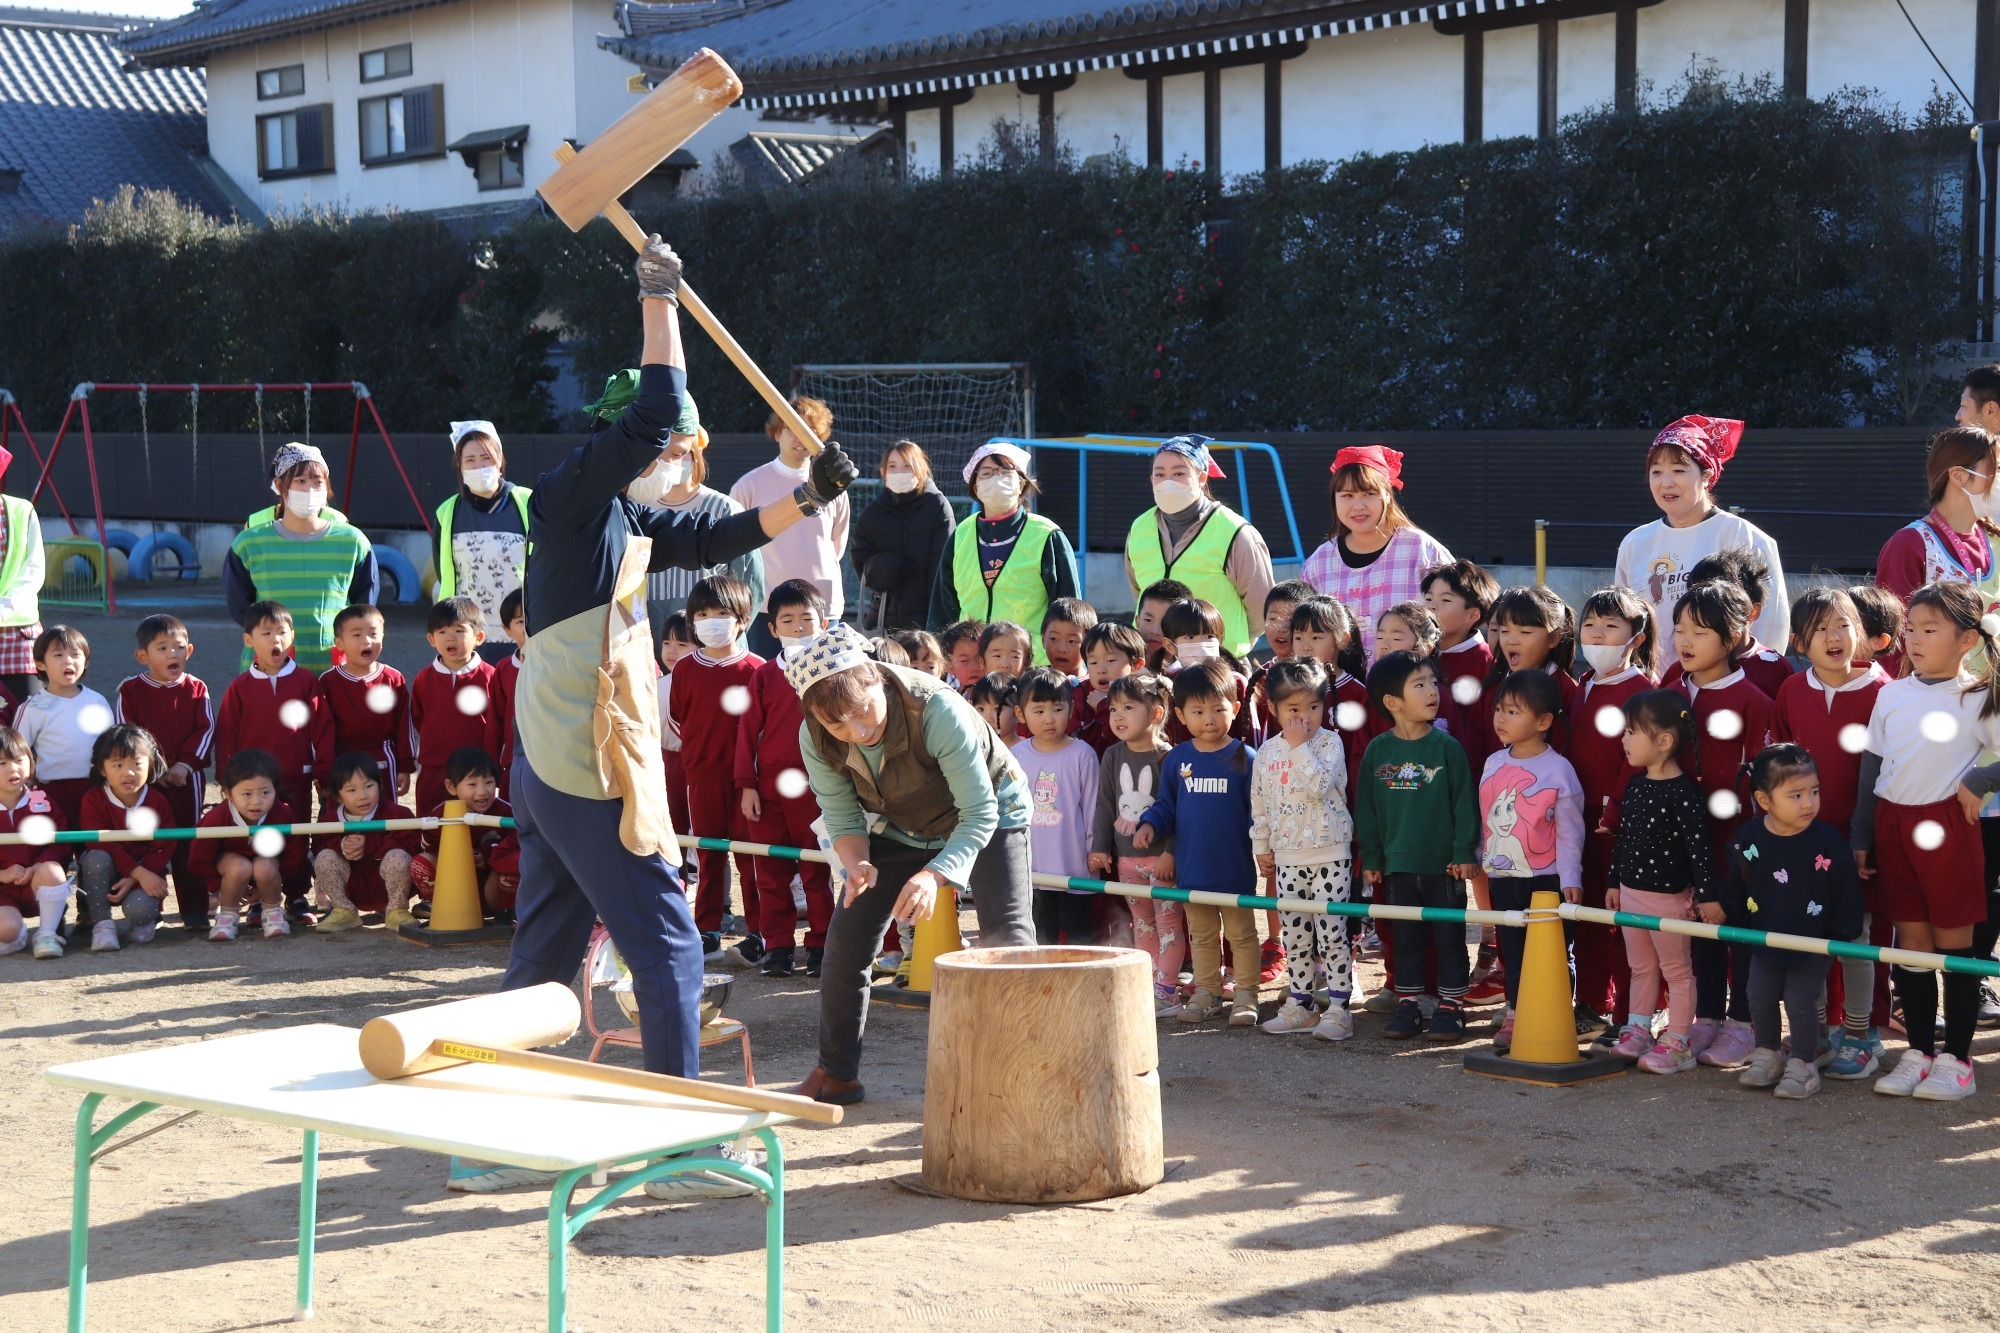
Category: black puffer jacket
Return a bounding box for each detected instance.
[849,483,956,630]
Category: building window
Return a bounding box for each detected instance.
[257,64,304,100]
[256,104,333,179]
[476,145,523,190]
[359,43,413,83]
[449,124,530,192]
[359,85,444,165]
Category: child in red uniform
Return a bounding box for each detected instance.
[1570,587,1659,1034]
[0,727,73,959]
[979,620,1033,678]
[1040,597,1095,679]
[1152,600,1258,744]
[1672,580,1775,1069]
[1483,587,1580,757]
[406,747,518,930]
[1660,549,1796,700]
[735,579,836,978]
[1771,585,1892,1076]
[656,612,697,883]
[408,596,500,820]
[668,574,765,963]
[1849,583,1906,674]
[491,588,526,794]
[215,601,331,829]
[1423,560,1499,766]
[1079,623,1144,754]
[17,625,112,830]
[319,605,412,803]
[76,724,178,952]
[938,620,986,692]
[1133,579,1192,661]
[312,752,419,931]
[115,613,213,931]
[192,749,307,942]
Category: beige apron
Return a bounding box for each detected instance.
[592,534,674,856]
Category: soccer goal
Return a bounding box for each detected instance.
[788,363,1033,490]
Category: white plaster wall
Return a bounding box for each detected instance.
[1635,0,1784,102]
[1218,62,1263,179]
[1280,24,1463,165]
[1809,0,1975,113]
[956,81,1033,169]
[1159,70,1204,168]
[1050,64,1144,163]
[1557,12,1618,120]
[905,105,940,177]
[1483,22,1539,140]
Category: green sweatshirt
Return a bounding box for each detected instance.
[1353,726,1479,875]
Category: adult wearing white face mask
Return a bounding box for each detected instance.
[851,440,955,631]
[433,420,532,664]
[926,442,1079,661]
[1876,417,2000,677]
[1124,434,1275,659]
[225,443,380,673]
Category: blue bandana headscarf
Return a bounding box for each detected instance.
[1157,433,1224,480]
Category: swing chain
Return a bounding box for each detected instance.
[188,385,198,484]
[254,383,265,470]
[137,384,152,491]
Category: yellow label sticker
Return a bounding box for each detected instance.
[439,1042,497,1063]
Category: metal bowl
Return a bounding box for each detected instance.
[612,972,734,1028]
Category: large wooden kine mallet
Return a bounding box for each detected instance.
[357,982,841,1124]
[538,48,824,457]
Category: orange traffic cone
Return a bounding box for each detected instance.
[1463,889,1625,1086]
[398,800,513,947]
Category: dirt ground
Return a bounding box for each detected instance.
[4,592,1999,1329]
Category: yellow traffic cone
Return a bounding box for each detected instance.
[1463,888,1625,1086]
[905,885,963,993]
[398,800,513,946]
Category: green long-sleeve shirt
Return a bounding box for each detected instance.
[1352,727,1479,875]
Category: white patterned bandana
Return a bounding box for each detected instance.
[269,441,326,479]
[782,623,873,699]
[450,420,500,450]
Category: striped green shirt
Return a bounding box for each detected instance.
[229,522,372,673]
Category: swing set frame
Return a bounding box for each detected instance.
[36,381,429,613]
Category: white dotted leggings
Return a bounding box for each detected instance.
[1278,860,1354,1003]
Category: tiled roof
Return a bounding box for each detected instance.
[728,128,885,187]
[0,11,236,230]
[118,0,458,65]
[602,0,1555,109]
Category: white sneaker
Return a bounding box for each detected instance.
[446,1158,558,1193]
[1258,1000,1320,1034]
[89,920,121,953]
[263,913,291,939]
[642,1142,762,1200]
[1874,1048,1934,1097]
[209,913,239,942]
[32,930,62,959]
[0,931,25,956]
[1912,1052,1978,1102]
[127,919,156,944]
[1228,994,1259,1027]
[1313,1007,1356,1042]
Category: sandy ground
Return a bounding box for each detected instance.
[4,592,1998,1329]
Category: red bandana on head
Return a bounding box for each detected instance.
[1331,445,1404,490]
[1651,415,1744,479]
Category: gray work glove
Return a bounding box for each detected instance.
[635,234,683,303]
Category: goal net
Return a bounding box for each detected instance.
[789,363,1033,494]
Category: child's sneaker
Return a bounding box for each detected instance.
[1912,1052,1978,1102]
[1259,999,1319,1034]
[1154,984,1183,1018]
[127,919,156,944]
[1637,1034,1696,1075]
[759,948,796,978]
[1825,1028,1883,1081]
[1363,988,1401,1015]
[1873,1048,1933,1096]
[804,947,824,978]
[1313,1007,1356,1042]
[1774,1058,1821,1100]
[1491,1009,1517,1053]
[89,920,121,952]
[1609,1023,1654,1061]
[895,952,913,989]
[263,913,291,939]
[1176,989,1226,1023]
[315,907,362,934]
[1738,1047,1785,1088]
[1573,1003,1608,1039]
[208,914,239,942]
[1699,1018,1756,1068]
[872,950,903,978]
[1228,992,1259,1027]
[1462,976,1507,1007]
[1425,1000,1466,1041]
[1686,1018,1719,1061]
[1258,938,1285,984]
[384,908,417,932]
[1382,998,1425,1039]
[32,929,63,959]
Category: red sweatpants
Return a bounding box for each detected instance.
[747,792,834,949]
[1574,831,1632,1017]
[664,749,691,868]
[158,779,200,918]
[685,777,755,936]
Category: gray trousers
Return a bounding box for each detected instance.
[1749,949,1823,1063]
[78,849,162,932]
[818,826,1035,1081]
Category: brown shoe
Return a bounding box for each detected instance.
[792,1066,865,1105]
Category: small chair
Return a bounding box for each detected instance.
[581,929,754,1085]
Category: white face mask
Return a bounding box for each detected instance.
[625,466,672,507]
[778,634,815,655]
[462,466,501,497]
[1579,642,1630,676]
[1153,479,1201,515]
[692,616,737,649]
[285,487,326,519]
[658,457,692,490]
[1965,473,2000,522]
[975,472,1023,512]
[883,468,918,495]
[1175,638,1221,666]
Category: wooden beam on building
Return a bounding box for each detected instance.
[1264,56,1282,173]
[1783,0,1809,97]
[1146,74,1163,169]
[1463,29,1483,144]
[1538,18,1557,139]
[1020,73,1075,166]
[1615,5,1637,113]
[1204,65,1221,183]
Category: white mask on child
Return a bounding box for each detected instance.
[777,634,814,656]
[692,617,737,649]
[883,468,918,495]
[1175,638,1222,666]
[1578,642,1630,676]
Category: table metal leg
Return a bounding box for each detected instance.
[757,1128,785,1333]
[296,1130,319,1321]
[69,1094,158,1333]
[545,1167,590,1333]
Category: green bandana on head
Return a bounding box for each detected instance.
[672,390,699,437]
[586,369,641,420]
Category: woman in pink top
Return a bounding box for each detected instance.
[1302,446,1453,661]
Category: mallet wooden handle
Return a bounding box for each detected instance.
[430,1037,843,1124]
[554,142,823,457]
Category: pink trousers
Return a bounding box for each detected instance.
[1619,886,1695,1036]
[1119,855,1185,992]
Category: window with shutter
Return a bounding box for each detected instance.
[360,86,445,165]
[256,103,334,179]
[405,85,435,153]
[295,104,327,171]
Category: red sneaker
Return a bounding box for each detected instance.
[1462,977,1507,1007]
[1258,938,1286,985]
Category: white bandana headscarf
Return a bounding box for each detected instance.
[782,623,874,700]
[270,441,326,480]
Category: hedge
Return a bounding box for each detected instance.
[0,78,1969,438]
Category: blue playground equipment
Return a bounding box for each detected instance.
[126,531,199,582]
[373,545,423,604]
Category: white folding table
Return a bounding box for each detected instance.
[46,1024,791,1332]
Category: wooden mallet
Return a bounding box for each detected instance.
[357,982,842,1125]
[538,48,825,457]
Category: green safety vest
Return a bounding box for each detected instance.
[246,503,350,528]
[0,496,38,629]
[1125,506,1254,657]
[229,520,372,674]
[434,486,533,599]
[950,511,1060,665]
